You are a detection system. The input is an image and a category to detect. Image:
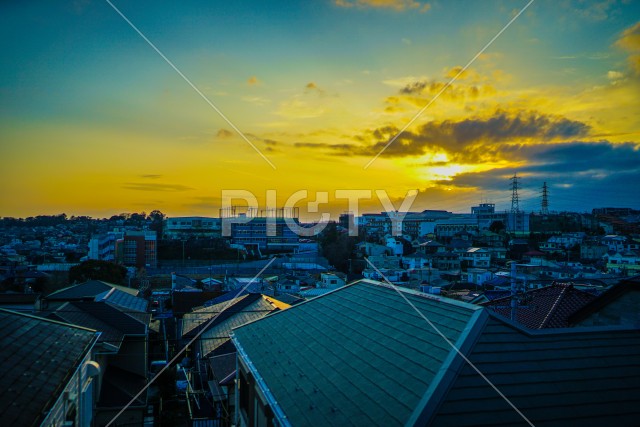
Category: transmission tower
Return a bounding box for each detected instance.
[541,182,549,215]
[510,173,520,214]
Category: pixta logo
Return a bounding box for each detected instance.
[220,189,418,237]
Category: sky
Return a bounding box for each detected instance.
[1,0,639,220]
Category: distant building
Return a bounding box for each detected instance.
[230,216,301,252]
[164,216,221,239]
[88,230,157,268]
[88,230,124,262]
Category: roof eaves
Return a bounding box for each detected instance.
[231,333,292,427]
[406,308,489,427]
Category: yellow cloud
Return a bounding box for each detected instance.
[216,129,233,138]
[615,21,640,74]
[247,76,260,86]
[335,0,430,12]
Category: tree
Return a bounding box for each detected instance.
[68,260,127,285]
[319,222,357,273]
[489,221,505,234]
[149,210,166,238]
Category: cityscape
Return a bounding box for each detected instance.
[2,1,640,427]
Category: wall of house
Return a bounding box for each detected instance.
[40,352,98,427]
[110,336,147,377]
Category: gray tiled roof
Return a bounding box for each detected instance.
[96,288,148,312]
[46,280,138,300]
[54,301,146,349]
[232,280,481,426]
[0,309,97,426]
[182,295,251,338]
[200,296,283,357]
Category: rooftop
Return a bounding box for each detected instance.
[232,279,640,426]
[482,283,597,329]
[0,309,98,426]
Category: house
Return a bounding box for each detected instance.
[0,309,100,426]
[604,251,640,274]
[481,282,597,329]
[462,268,493,286]
[52,301,150,426]
[181,294,288,351]
[461,247,491,268]
[231,280,640,426]
[180,294,289,426]
[431,251,460,271]
[318,272,346,289]
[42,279,140,311]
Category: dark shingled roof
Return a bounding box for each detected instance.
[45,280,138,301]
[54,301,146,349]
[0,309,98,426]
[482,283,597,329]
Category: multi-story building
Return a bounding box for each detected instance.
[88,231,124,262]
[230,217,301,252]
[121,230,157,268]
[164,216,221,239]
[88,230,157,268]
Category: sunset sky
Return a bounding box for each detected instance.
[1,0,639,220]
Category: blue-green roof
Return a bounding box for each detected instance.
[232,279,640,426]
[232,279,482,426]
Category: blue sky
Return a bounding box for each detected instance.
[1,0,639,218]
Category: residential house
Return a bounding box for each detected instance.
[462,268,493,287]
[180,294,289,426]
[580,240,608,261]
[318,272,346,289]
[0,309,100,427]
[604,251,640,274]
[461,247,491,268]
[431,251,460,272]
[42,279,140,311]
[231,279,640,426]
[52,301,150,426]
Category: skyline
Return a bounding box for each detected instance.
[1,0,640,220]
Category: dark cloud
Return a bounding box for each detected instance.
[295,110,591,159]
[429,141,640,211]
[123,182,194,192]
[397,79,493,102]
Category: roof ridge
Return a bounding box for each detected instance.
[538,284,568,329]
